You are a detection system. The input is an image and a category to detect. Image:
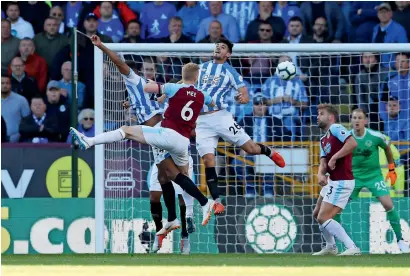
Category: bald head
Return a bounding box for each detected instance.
[61,61,72,81]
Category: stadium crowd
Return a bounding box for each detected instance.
[1,1,409,195]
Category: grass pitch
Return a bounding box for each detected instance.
[2,254,410,276]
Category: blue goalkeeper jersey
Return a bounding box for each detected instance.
[197,60,246,112]
[122,70,162,124]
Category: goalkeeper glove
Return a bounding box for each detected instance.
[385,163,397,186]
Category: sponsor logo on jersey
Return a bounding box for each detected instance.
[324,143,331,154]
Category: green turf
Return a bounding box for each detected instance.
[2,254,410,267]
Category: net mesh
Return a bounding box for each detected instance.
[101,50,410,254]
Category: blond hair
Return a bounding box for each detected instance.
[318,103,339,122]
[182,62,200,82]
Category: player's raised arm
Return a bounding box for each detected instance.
[91,35,130,76]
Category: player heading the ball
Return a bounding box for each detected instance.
[196,38,286,215]
[313,104,361,256]
[70,62,217,228]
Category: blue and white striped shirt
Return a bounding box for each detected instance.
[223,1,257,41]
[262,75,307,118]
[122,70,162,124]
[197,61,246,112]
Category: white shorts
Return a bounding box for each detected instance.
[196,109,251,157]
[142,126,190,166]
[149,156,194,193]
[320,179,355,209]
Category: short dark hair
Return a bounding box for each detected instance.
[45,16,58,22]
[168,78,180,84]
[31,95,45,104]
[397,52,410,59]
[352,108,367,118]
[169,16,183,24]
[6,2,19,11]
[127,19,140,28]
[318,103,339,122]
[216,37,234,53]
[1,74,10,79]
[289,16,303,24]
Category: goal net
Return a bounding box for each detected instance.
[94,44,410,254]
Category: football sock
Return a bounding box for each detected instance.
[205,167,219,200]
[180,204,188,238]
[257,143,272,157]
[89,128,125,146]
[319,224,336,246]
[174,173,208,206]
[386,207,403,241]
[150,201,163,232]
[322,219,355,249]
[182,191,194,217]
[161,182,177,222]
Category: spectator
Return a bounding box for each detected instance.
[44,80,70,141]
[372,3,408,67]
[235,93,276,197]
[6,2,35,39]
[66,108,95,143]
[1,75,30,142]
[18,38,48,93]
[19,96,60,143]
[58,61,86,110]
[312,17,331,43]
[50,6,66,34]
[33,17,69,67]
[354,53,389,131]
[150,16,192,43]
[1,19,20,72]
[282,16,314,80]
[245,1,285,43]
[92,1,137,27]
[198,20,225,43]
[349,2,381,43]
[384,97,410,150]
[19,1,50,34]
[196,1,240,43]
[2,116,8,142]
[272,1,301,35]
[97,2,124,42]
[393,1,410,42]
[262,55,308,141]
[121,19,142,43]
[177,1,210,41]
[64,1,83,28]
[299,1,344,42]
[140,1,177,40]
[388,53,410,117]
[80,13,113,44]
[246,22,275,84]
[223,1,258,41]
[9,56,39,103]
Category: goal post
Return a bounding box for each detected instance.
[94,43,410,254]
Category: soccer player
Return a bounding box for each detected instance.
[196,38,285,214]
[70,61,216,233]
[88,35,196,254]
[312,104,361,256]
[350,109,409,253]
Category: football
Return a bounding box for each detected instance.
[275,60,297,81]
